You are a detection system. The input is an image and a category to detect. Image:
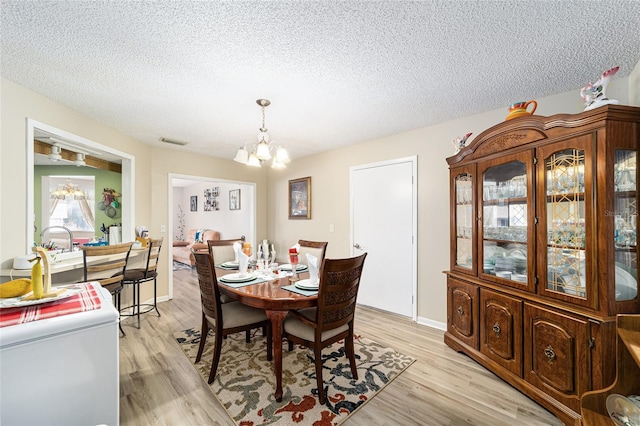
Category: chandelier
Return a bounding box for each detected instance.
[50,181,86,200]
[233,99,290,169]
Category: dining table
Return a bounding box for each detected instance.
[215,266,317,402]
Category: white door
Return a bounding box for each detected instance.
[351,157,417,319]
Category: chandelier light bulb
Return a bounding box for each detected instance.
[247,153,261,167]
[255,140,272,160]
[233,146,249,164]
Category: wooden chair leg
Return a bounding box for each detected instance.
[345,334,358,380]
[245,330,250,343]
[288,340,294,351]
[208,330,224,384]
[195,314,208,363]
[314,346,325,404]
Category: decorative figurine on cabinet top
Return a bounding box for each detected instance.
[451,132,473,155]
[580,65,620,111]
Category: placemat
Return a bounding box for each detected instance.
[218,277,268,288]
[0,283,102,328]
[216,264,238,270]
[282,284,318,296]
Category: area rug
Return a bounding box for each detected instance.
[172,260,192,271]
[174,327,415,425]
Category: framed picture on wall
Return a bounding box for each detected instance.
[229,189,240,210]
[190,196,197,212]
[288,176,311,219]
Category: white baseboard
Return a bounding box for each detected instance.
[417,316,446,331]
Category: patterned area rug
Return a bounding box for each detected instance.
[172,260,192,271]
[174,327,415,425]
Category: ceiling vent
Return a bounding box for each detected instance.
[159,137,188,146]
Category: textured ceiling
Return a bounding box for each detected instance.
[2,1,640,162]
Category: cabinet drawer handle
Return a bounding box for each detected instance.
[492,323,501,336]
[544,345,556,364]
[457,306,464,317]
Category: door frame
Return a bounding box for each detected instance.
[167,173,257,300]
[349,156,418,321]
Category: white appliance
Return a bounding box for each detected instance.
[0,283,119,426]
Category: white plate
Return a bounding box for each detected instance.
[294,279,319,290]
[279,264,308,272]
[221,261,239,267]
[0,285,83,309]
[616,264,638,300]
[219,273,256,283]
[606,394,640,426]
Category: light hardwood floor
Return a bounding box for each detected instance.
[119,268,563,425]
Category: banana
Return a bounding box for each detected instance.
[0,278,33,298]
[30,255,43,299]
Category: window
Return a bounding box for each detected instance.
[47,176,95,232]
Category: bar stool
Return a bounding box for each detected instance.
[81,242,133,337]
[121,237,163,329]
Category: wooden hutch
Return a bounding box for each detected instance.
[444,105,640,425]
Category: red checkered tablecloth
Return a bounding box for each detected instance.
[0,283,102,328]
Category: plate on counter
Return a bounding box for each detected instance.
[294,279,319,290]
[606,394,640,426]
[219,273,256,283]
[280,264,308,272]
[0,286,82,309]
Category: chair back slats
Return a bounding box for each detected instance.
[316,253,367,330]
[207,237,245,264]
[142,237,163,278]
[192,250,222,323]
[81,242,133,291]
[298,240,328,266]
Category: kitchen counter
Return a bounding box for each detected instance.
[1,247,146,284]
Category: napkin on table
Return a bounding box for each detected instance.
[232,242,241,263]
[306,253,319,285]
[237,248,249,277]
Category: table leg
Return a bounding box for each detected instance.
[265,310,288,402]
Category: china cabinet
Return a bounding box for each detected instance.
[445,105,640,425]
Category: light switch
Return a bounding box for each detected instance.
[160,225,166,233]
[329,224,334,232]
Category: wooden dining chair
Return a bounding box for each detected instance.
[297,240,328,266]
[282,252,367,404]
[207,237,245,304]
[121,237,163,329]
[207,237,245,264]
[81,242,133,337]
[192,250,272,384]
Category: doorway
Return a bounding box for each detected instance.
[167,174,256,300]
[350,157,417,319]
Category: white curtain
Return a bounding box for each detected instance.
[77,198,95,231]
[49,198,60,215]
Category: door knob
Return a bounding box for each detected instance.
[354,243,362,250]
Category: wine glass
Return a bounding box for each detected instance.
[289,249,299,282]
[269,244,277,268]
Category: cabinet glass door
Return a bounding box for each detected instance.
[537,136,595,307]
[614,149,638,301]
[480,152,533,291]
[545,148,587,298]
[453,169,475,274]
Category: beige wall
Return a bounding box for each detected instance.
[631,59,640,106]
[266,74,633,325]
[1,67,636,325]
[0,77,268,305]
